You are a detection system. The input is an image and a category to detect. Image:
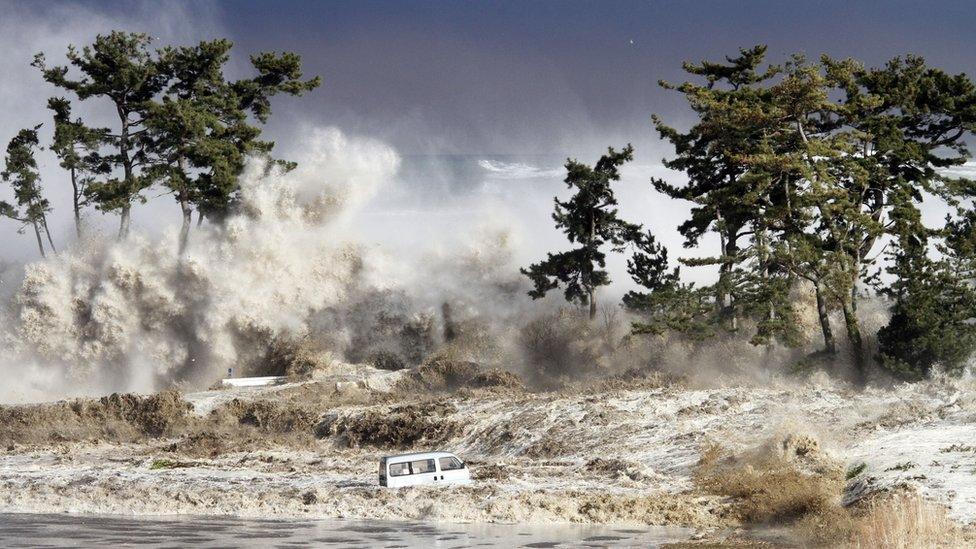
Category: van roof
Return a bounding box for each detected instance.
[381,451,458,461]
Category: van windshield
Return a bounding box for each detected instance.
[439,457,463,471]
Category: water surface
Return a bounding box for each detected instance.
[0,513,692,548]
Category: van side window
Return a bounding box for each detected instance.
[410,459,436,474]
[389,462,410,477]
[439,457,463,471]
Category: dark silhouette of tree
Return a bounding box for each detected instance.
[522,145,639,319]
[1,126,55,257]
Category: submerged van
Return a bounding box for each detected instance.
[379,451,471,487]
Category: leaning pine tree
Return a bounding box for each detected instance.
[0,126,56,257]
[521,145,638,319]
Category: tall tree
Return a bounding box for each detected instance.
[522,145,639,319]
[147,39,320,252]
[34,32,321,246]
[776,54,976,379]
[653,47,976,382]
[47,97,110,238]
[650,46,800,345]
[34,31,167,239]
[655,47,773,331]
[0,126,55,257]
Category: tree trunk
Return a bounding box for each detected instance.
[841,293,865,385]
[719,227,739,331]
[758,229,774,323]
[32,222,46,258]
[117,105,133,241]
[71,166,82,239]
[587,209,596,321]
[118,205,131,240]
[814,282,836,355]
[178,200,192,255]
[715,216,728,322]
[41,217,56,254]
[588,288,597,320]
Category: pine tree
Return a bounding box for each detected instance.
[33,31,166,239]
[147,39,320,252]
[35,32,321,247]
[0,126,55,257]
[622,230,712,338]
[651,45,800,344]
[650,49,976,382]
[780,54,976,380]
[876,228,976,380]
[522,145,639,319]
[48,97,110,238]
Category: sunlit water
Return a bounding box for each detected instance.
[0,513,692,548]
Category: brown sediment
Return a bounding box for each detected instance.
[694,434,852,546]
[0,360,519,454]
[524,433,573,459]
[161,431,229,458]
[315,401,461,448]
[2,368,975,540]
[470,461,510,481]
[390,358,526,395]
[215,398,319,433]
[247,335,330,378]
[584,457,654,482]
[0,390,192,445]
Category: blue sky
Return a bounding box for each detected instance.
[39,0,974,156]
[196,0,976,155]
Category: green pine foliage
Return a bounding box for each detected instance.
[33,31,165,239]
[33,31,320,245]
[147,38,319,252]
[521,145,641,319]
[645,46,976,382]
[47,97,110,238]
[877,234,976,380]
[0,126,55,257]
[6,31,976,382]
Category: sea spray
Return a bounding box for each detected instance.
[0,127,401,402]
[0,126,553,403]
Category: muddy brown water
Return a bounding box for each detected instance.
[0,513,692,548]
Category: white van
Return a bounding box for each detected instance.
[379,451,471,487]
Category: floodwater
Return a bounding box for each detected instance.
[0,513,692,548]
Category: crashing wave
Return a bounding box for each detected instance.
[477,159,563,180]
[0,128,400,402]
[0,127,534,404]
